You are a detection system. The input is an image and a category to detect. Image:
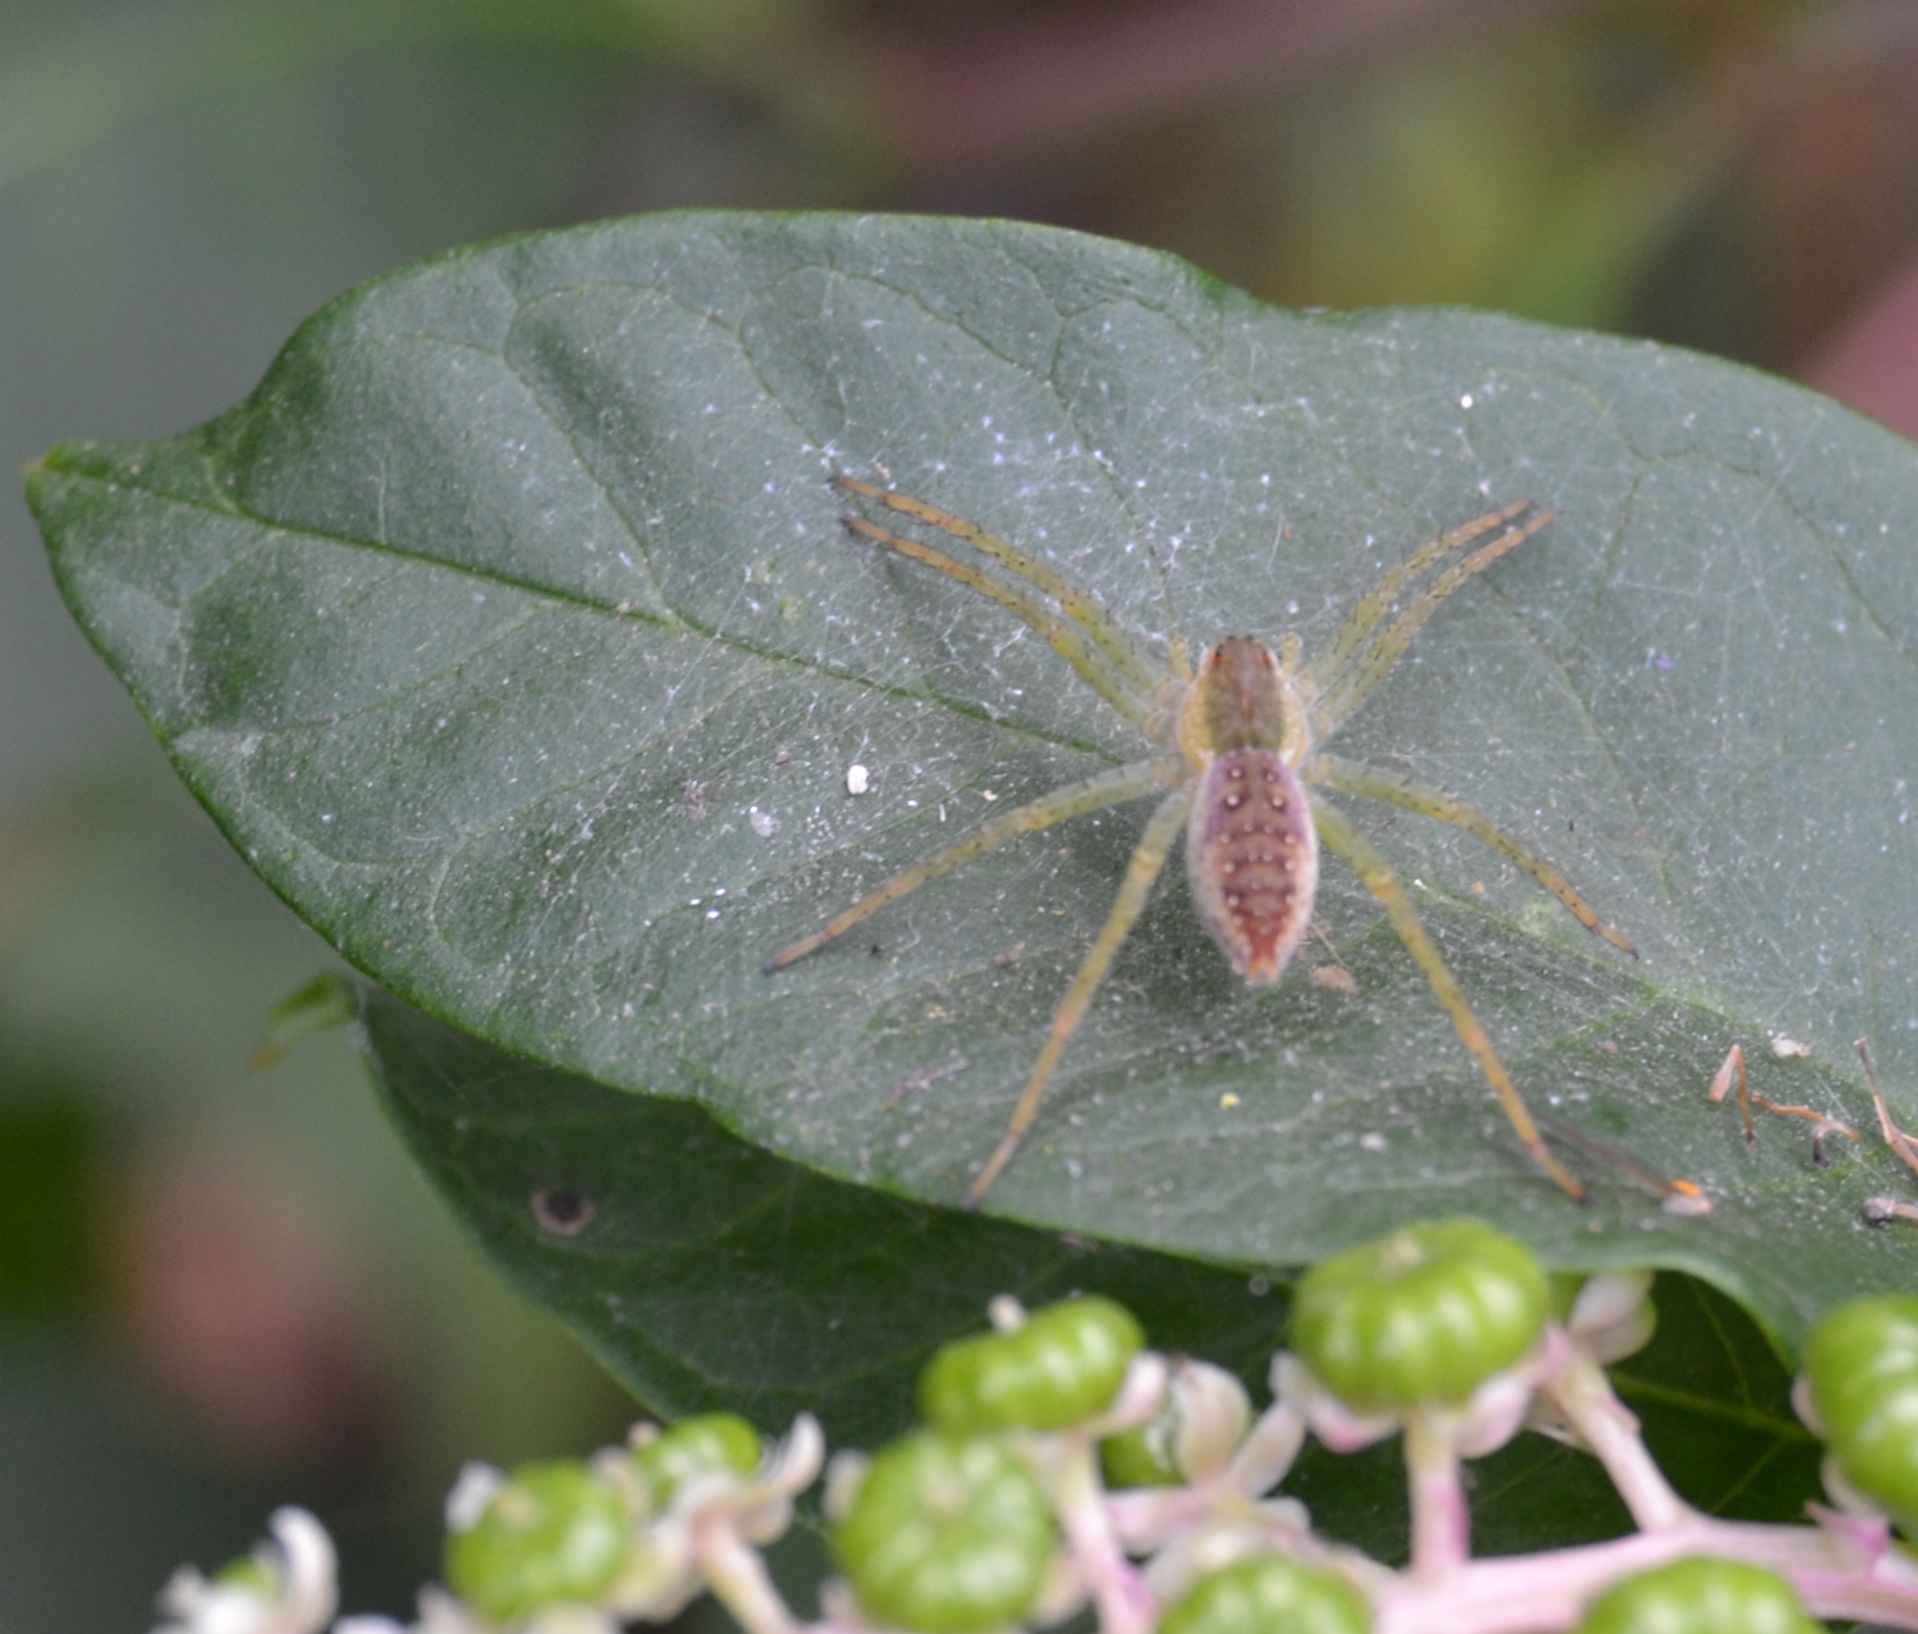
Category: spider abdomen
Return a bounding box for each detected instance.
[1186,748,1318,985]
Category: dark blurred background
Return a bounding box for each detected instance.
[7,2,1918,1628]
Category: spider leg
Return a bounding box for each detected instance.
[1310,798,1585,1199]
[968,784,1194,1206]
[1306,753,1636,957]
[1308,506,1552,742]
[844,514,1159,731]
[1312,502,1533,692]
[836,474,1162,698]
[764,757,1179,972]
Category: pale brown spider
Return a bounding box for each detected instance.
[768,476,1636,1205]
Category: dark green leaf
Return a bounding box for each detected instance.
[28,213,1918,1354]
[358,986,1815,1560]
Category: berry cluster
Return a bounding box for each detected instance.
[154,1221,1918,1634]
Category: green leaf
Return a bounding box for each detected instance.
[27,212,1918,1358]
[358,986,1817,1559]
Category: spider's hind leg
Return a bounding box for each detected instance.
[968,783,1194,1206]
[1311,797,1585,1199]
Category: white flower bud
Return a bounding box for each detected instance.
[1149,1358,1252,1482]
[1563,1271,1656,1365]
[443,1464,505,1534]
[153,1509,337,1634]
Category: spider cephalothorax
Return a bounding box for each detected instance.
[767,475,1636,1205]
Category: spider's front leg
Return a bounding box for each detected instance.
[1304,502,1551,741]
[831,474,1164,731]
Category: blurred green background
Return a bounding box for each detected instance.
[8,2,1918,1628]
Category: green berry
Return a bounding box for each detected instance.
[920,1296,1144,1434]
[1101,1358,1250,1487]
[444,1461,630,1624]
[1549,1272,1587,1326]
[635,1413,762,1508]
[1100,1422,1179,1489]
[1160,1556,1371,1634]
[1805,1294,1918,1533]
[1289,1220,1548,1412]
[1576,1556,1818,1634]
[211,1556,276,1597]
[833,1431,1055,1634]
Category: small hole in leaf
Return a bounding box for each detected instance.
[530,1187,596,1237]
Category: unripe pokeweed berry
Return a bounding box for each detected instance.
[1100,1422,1179,1489]
[1289,1220,1548,1412]
[211,1556,276,1597]
[635,1413,762,1508]
[920,1296,1144,1434]
[1549,1272,1586,1326]
[1160,1555,1371,1634]
[1805,1294,1918,1533]
[1575,1556,1819,1634]
[1101,1358,1251,1487]
[443,1461,630,1624]
[833,1431,1054,1634]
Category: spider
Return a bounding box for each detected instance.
[766,474,1637,1206]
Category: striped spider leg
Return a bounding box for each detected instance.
[766,475,1636,1205]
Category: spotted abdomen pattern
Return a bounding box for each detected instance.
[1185,748,1318,985]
